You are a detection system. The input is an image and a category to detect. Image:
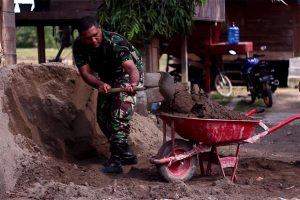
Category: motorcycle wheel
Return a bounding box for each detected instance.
[250,88,256,103]
[262,88,273,107]
[271,85,277,93]
[214,74,233,97]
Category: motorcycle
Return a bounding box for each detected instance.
[241,54,279,107]
[166,62,204,93]
[214,66,233,97]
[166,59,232,96]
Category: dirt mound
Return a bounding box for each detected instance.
[130,113,162,157]
[0,63,299,200]
[0,63,163,198]
[3,63,101,160]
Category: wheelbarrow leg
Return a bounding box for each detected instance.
[198,150,212,176]
[215,144,240,182]
[198,145,240,181]
[199,156,205,175]
[206,148,215,176]
[198,147,216,176]
[162,120,167,144]
[230,144,240,182]
[198,142,206,175]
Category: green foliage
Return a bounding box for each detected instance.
[16,26,57,48]
[96,0,207,44]
[44,27,57,48]
[16,27,37,48]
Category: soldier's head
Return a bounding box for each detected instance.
[77,16,102,48]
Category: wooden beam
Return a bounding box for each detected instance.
[181,35,188,83]
[16,10,98,26]
[293,4,300,57]
[15,0,102,26]
[204,51,211,93]
[209,42,253,57]
[37,26,46,63]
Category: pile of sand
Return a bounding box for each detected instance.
[0,63,162,198]
[0,66,25,198]
[1,63,299,200]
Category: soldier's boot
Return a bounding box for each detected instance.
[115,143,138,165]
[102,147,123,174]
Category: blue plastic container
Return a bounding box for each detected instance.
[228,22,239,45]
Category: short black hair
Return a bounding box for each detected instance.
[76,16,100,33]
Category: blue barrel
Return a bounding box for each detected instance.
[228,22,239,45]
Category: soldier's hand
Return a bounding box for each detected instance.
[98,83,111,94]
[125,83,137,96]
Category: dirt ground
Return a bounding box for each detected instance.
[0,63,299,200]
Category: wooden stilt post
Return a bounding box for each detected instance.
[1,0,16,66]
[37,25,46,63]
[181,35,188,83]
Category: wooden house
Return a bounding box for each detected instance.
[224,0,300,59]
[221,0,300,86]
[0,0,102,66]
[1,0,229,92]
[162,0,254,92]
[4,0,298,89]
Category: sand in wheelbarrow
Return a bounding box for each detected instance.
[159,83,251,120]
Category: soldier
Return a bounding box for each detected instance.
[72,16,144,173]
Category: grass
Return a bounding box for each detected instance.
[209,86,266,112]
[209,91,233,106]
[234,99,265,112]
[159,54,168,71]
[17,48,73,63]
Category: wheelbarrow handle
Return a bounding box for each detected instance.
[246,107,265,116]
[108,86,145,93]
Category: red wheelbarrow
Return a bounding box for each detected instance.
[150,109,300,182]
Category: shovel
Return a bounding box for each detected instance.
[108,72,175,103]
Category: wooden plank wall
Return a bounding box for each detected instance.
[223,0,298,60]
[293,3,300,57]
[161,22,215,58]
[194,0,225,22]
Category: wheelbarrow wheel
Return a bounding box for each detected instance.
[156,139,197,182]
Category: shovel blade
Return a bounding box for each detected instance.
[144,72,175,100]
[144,87,165,103]
[144,73,161,87]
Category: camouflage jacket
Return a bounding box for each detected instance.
[72,30,144,86]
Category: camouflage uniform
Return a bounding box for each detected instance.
[73,30,144,144]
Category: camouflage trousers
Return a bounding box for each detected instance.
[97,89,136,144]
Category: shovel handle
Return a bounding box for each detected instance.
[108,87,145,93]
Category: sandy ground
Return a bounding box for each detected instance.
[0,63,299,200]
